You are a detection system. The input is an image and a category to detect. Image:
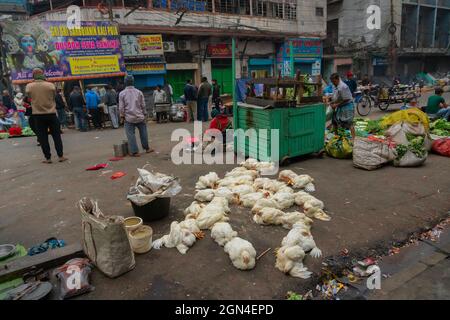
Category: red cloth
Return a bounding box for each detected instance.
[432,138,450,157]
[86,163,108,171]
[208,115,230,133]
[9,127,22,136]
[111,171,126,180]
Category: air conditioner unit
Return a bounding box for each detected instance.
[163,41,176,52]
[178,40,191,51]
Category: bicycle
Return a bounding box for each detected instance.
[355,85,380,116]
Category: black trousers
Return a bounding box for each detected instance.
[90,109,102,128]
[34,114,64,159]
[28,115,40,143]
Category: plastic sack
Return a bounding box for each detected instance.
[353,137,396,170]
[380,108,429,130]
[385,122,432,151]
[325,134,353,159]
[432,138,450,157]
[326,105,333,122]
[127,168,182,206]
[393,150,427,167]
[79,198,135,278]
[54,258,94,299]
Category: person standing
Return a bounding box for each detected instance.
[212,79,220,111]
[25,68,67,163]
[344,71,357,96]
[119,75,153,157]
[68,86,87,132]
[153,85,167,123]
[184,79,197,122]
[329,73,355,138]
[85,87,101,129]
[105,84,119,129]
[197,77,211,122]
[55,89,67,130]
[13,92,28,128]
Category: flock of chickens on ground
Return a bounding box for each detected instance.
[152,158,331,279]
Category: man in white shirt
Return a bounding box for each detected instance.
[153,85,168,123]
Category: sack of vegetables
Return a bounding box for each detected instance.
[393,136,427,167]
[325,130,353,159]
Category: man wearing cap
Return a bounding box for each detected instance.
[25,68,67,163]
[119,75,153,156]
[344,71,357,96]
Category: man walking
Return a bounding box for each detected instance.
[85,87,101,129]
[68,86,87,132]
[119,75,153,157]
[197,77,211,122]
[105,84,119,129]
[25,68,67,163]
[184,79,197,122]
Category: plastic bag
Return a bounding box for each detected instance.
[380,108,429,130]
[353,137,396,170]
[432,138,450,157]
[54,258,94,299]
[325,134,353,159]
[393,150,427,167]
[325,105,333,122]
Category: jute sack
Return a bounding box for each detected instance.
[353,137,395,170]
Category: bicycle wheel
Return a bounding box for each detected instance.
[406,92,418,102]
[378,101,390,111]
[356,95,372,116]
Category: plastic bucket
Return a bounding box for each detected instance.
[129,225,153,254]
[123,216,143,233]
[130,197,171,222]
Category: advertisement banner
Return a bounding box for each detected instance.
[121,34,163,57]
[1,20,126,83]
[125,62,166,75]
[206,44,232,58]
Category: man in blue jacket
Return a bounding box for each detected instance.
[85,88,101,129]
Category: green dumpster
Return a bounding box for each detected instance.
[235,103,326,164]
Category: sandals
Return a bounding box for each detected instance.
[145,148,154,153]
[42,159,52,164]
[58,157,68,162]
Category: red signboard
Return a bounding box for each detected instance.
[207,44,232,58]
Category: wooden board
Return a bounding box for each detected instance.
[0,244,85,282]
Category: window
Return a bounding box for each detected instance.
[271,2,283,19]
[285,2,296,20]
[315,7,324,17]
[253,0,267,16]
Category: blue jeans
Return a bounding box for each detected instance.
[56,108,67,128]
[197,97,209,122]
[18,112,28,128]
[124,121,149,154]
[73,108,87,131]
[436,107,450,121]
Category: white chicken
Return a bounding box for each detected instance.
[272,192,295,210]
[278,170,298,185]
[194,189,215,202]
[262,180,287,193]
[292,174,314,190]
[231,184,255,204]
[211,222,238,246]
[239,192,265,208]
[240,158,275,173]
[195,197,230,230]
[213,187,235,203]
[224,237,257,270]
[281,222,322,258]
[280,211,314,230]
[184,201,205,219]
[275,245,312,279]
[217,176,254,188]
[152,221,197,255]
[210,196,230,213]
[294,192,330,221]
[253,207,285,226]
[195,172,219,189]
[251,198,280,214]
[225,167,259,180]
[253,177,272,190]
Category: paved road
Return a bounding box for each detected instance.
[0,97,449,299]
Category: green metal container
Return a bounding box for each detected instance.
[235,103,326,163]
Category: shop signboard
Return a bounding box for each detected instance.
[125,62,166,75]
[276,38,323,77]
[1,20,126,83]
[121,34,164,57]
[206,44,232,58]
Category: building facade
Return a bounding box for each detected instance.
[24,0,327,98]
[325,0,450,82]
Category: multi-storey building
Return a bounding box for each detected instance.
[325,0,449,82]
[22,0,326,98]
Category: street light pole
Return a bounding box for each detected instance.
[232,36,236,130]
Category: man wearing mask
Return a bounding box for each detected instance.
[25,68,67,163]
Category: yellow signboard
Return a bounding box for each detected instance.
[121,34,164,57]
[126,63,165,74]
[69,55,120,75]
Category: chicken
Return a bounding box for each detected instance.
[280,211,314,230]
[272,192,295,210]
[275,245,312,279]
[231,184,255,203]
[194,189,215,202]
[239,192,265,208]
[251,198,280,214]
[195,197,230,230]
[195,172,219,190]
[152,221,196,255]
[253,207,285,226]
[211,222,238,246]
[262,180,287,193]
[281,222,322,258]
[303,202,331,221]
[277,186,295,194]
[213,187,234,203]
[217,176,254,188]
[292,174,314,190]
[253,177,272,190]
[224,237,257,270]
[210,196,230,213]
[240,158,275,173]
[184,201,205,219]
[225,167,259,180]
[278,170,298,185]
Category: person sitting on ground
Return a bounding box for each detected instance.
[0,108,16,131]
[204,107,232,148]
[426,87,449,121]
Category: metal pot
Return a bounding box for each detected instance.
[122,141,129,156]
[113,144,124,157]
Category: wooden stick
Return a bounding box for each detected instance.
[257,248,271,260]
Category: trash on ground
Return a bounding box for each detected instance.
[111,171,127,180]
[54,258,94,299]
[28,238,66,256]
[86,163,108,171]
